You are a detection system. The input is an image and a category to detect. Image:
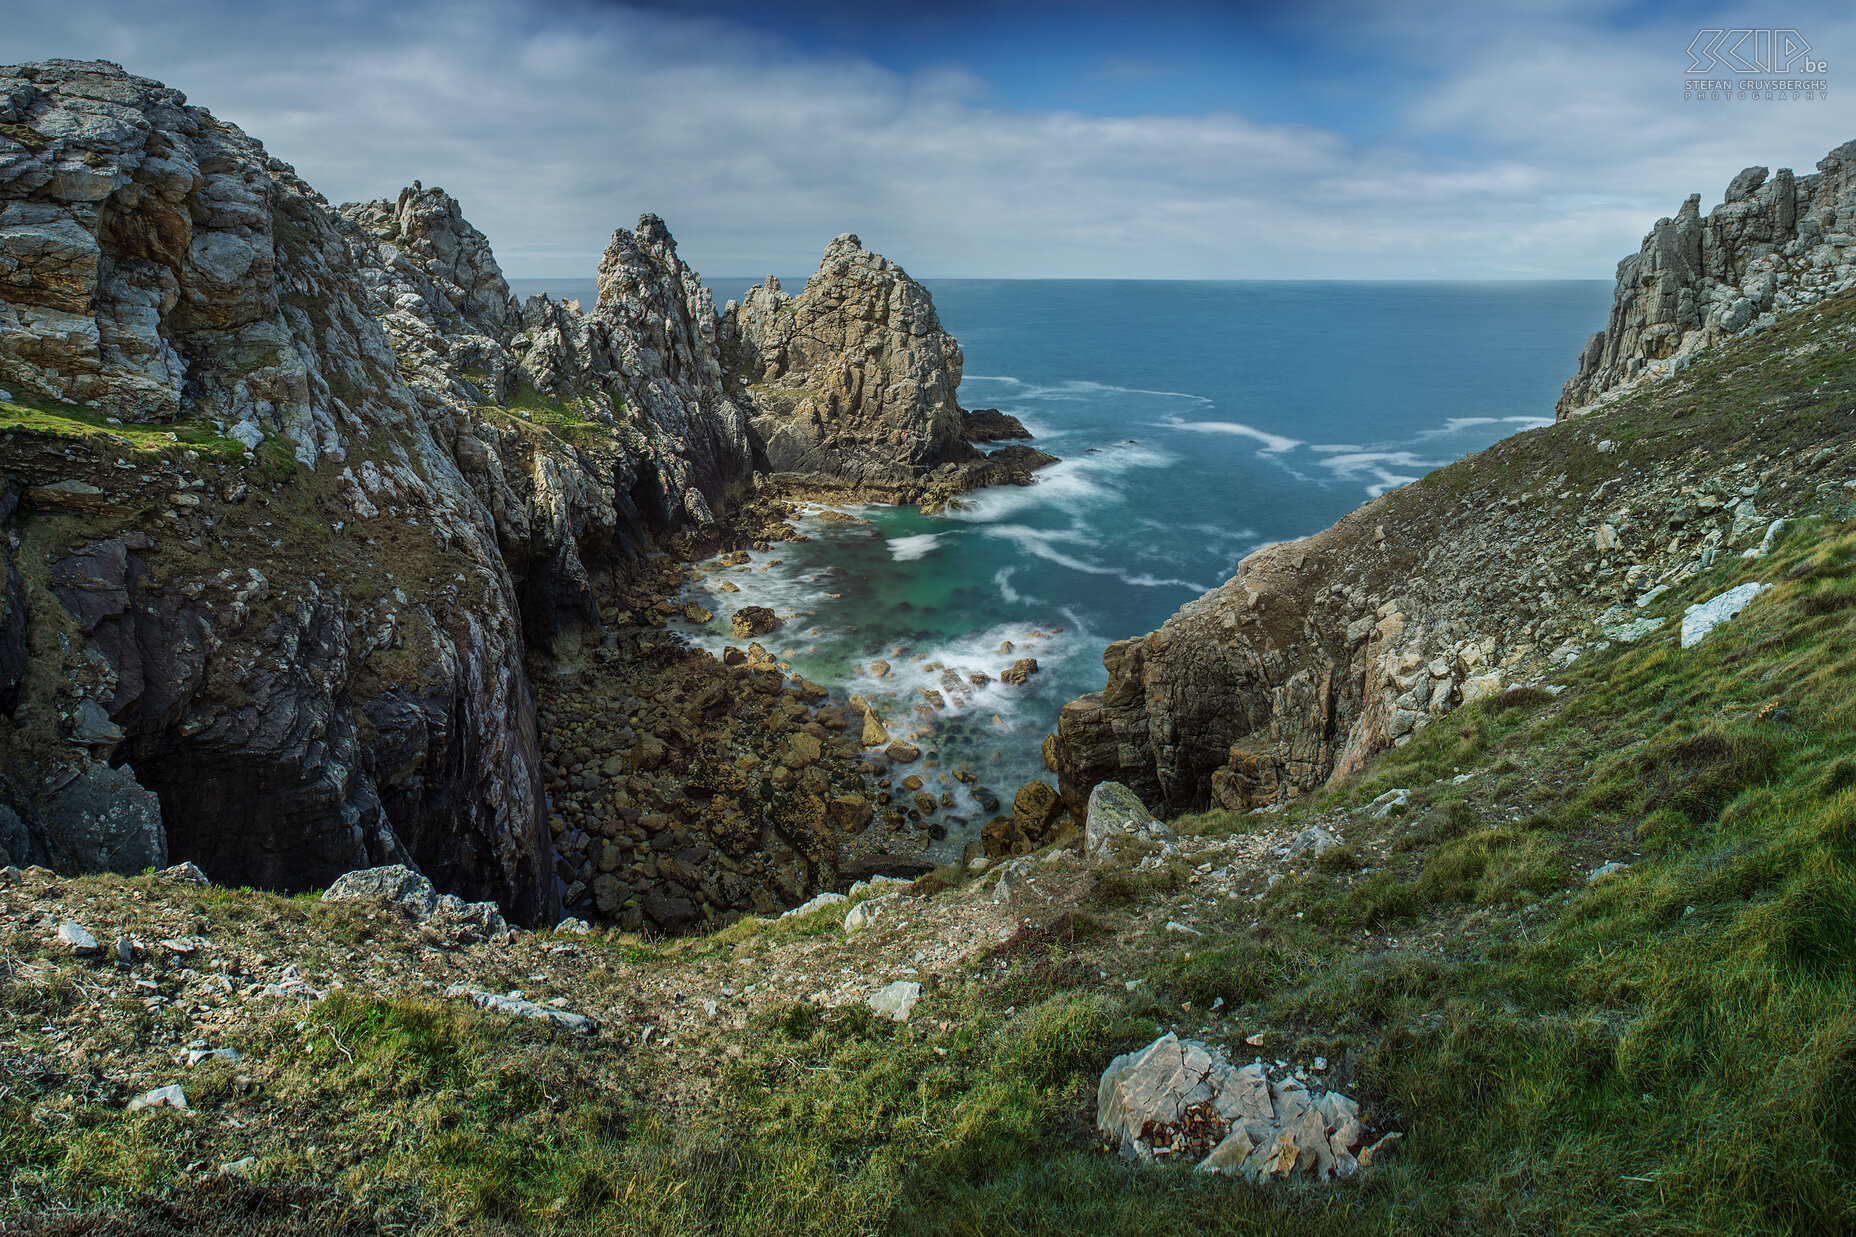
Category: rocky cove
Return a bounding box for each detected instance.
[7,54,1856,1237]
[0,60,1064,934]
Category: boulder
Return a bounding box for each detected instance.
[1084,781,1174,860]
[644,891,701,933]
[867,980,922,1022]
[1285,826,1343,861]
[323,864,440,916]
[731,606,781,639]
[782,732,822,769]
[323,865,508,937]
[1099,1033,1376,1182]
[825,793,874,834]
[982,779,1073,857]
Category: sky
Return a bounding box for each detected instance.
[2,0,1851,279]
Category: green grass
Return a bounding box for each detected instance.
[22,511,1856,1231]
[482,383,606,443]
[0,393,246,459]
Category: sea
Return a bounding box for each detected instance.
[509,276,1614,847]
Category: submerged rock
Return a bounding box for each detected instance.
[1000,658,1040,686]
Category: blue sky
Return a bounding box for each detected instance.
[2,0,1850,278]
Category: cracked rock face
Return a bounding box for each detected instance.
[336,190,756,648]
[726,235,975,488]
[0,60,365,462]
[1558,139,1856,418]
[0,62,787,923]
[0,61,558,921]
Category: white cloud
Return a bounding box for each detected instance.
[2,0,1850,279]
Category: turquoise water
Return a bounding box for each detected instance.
[511,277,1614,844]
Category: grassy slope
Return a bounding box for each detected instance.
[6,299,1856,1234]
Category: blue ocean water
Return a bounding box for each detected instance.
[510,277,1613,845]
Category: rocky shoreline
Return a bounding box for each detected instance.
[0,60,1060,928]
[536,472,1093,933]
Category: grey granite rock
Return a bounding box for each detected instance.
[1559,140,1856,417]
[322,864,439,915]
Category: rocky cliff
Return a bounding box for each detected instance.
[1054,214,1856,821]
[1558,140,1856,417]
[0,61,786,923]
[335,185,756,648]
[726,235,1054,503]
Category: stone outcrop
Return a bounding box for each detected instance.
[0,61,564,920]
[1558,139,1856,417]
[322,862,509,942]
[725,236,1056,502]
[727,236,969,485]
